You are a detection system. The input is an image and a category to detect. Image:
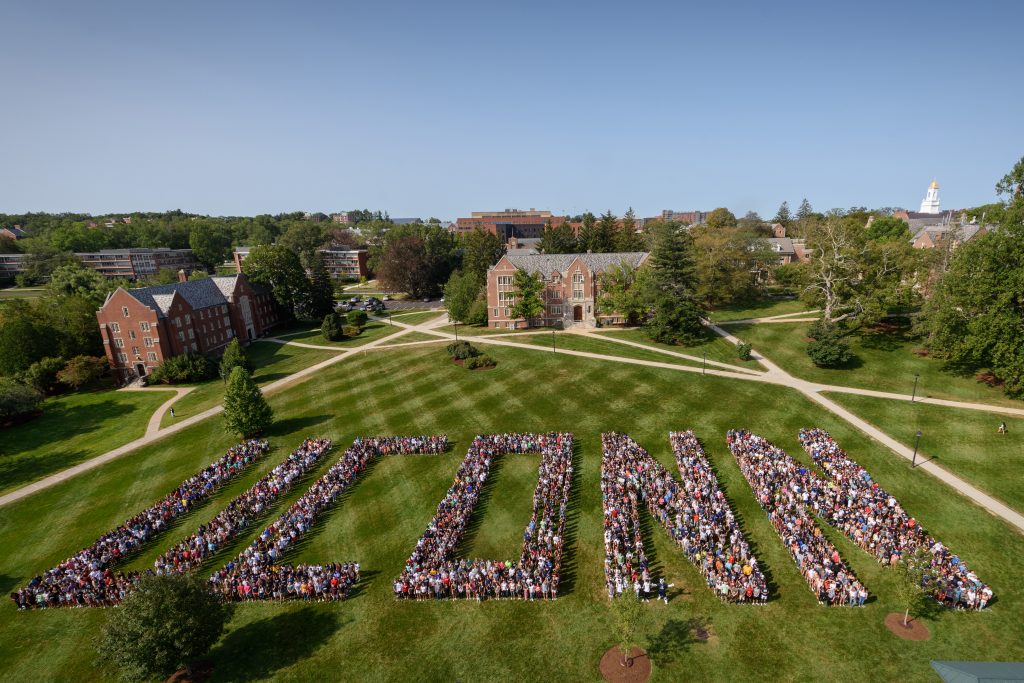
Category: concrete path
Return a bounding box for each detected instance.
[716,309,822,325]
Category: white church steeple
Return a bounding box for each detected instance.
[919,179,940,214]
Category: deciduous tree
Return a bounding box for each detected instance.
[242,245,308,319]
[510,269,545,324]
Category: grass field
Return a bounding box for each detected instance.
[386,310,444,326]
[595,328,756,369]
[0,388,173,495]
[511,332,706,369]
[1,345,1021,682]
[708,298,812,322]
[731,320,1022,407]
[158,341,340,428]
[0,287,45,299]
[825,392,1024,512]
[267,320,394,348]
[436,323,557,337]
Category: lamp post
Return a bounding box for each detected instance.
[388,311,393,326]
[702,350,706,376]
[911,430,923,468]
[911,373,920,402]
[552,330,556,353]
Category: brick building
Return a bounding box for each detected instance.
[486,251,649,329]
[454,209,568,239]
[0,248,198,282]
[95,272,280,385]
[233,246,370,280]
[1,226,27,240]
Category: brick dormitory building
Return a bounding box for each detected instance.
[232,246,370,280]
[95,271,280,385]
[486,251,650,329]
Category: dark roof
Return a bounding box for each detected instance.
[502,251,649,275]
[931,660,1024,682]
[126,275,243,317]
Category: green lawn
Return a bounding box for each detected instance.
[0,389,173,495]
[159,341,340,428]
[732,320,1022,408]
[595,328,757,369]
[268,320,397,348]
[377,331,446,346]
[0,287,45,299]
[825,393,1024,512]
[509,331,705,368]
[385,310,444,326]
[709,298,813,322]
[1,345,1021,681]
[436,323,556,337]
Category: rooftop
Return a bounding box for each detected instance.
[502,251,649,275]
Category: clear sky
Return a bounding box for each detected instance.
[1,0,1021,219]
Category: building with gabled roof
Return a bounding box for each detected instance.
[486,251,649,329]
[1,226,27,240]
[95,271,280,385]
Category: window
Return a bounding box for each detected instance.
[553,273,561,283]
[147,352,157,361]
[503,308,510,318]
[493,308,499,317]
[191,342,197,351]
[550,305,562,315]
[223,316,230,327]
[131,346,139,356]
[498,291,514,301]
[497,275,513,286]
[113,338,124,348]
[174,317,182,328]
[110,322,120,333]
[187,328,194,340]
[144,337,153,347]
[140,321,150,332]
[572,271,584,299]
[121,306,130,317]
[178,331,185,342]
[117,353,128,362]
[128,330,136,340]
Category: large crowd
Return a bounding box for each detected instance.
[211,435,448,602]
[797,428,992,610]
[394,432,573,601]
[11,439,271,609]
[601,432,767,603]
[727,430,869,606]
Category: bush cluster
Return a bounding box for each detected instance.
[805,321,853,368]
[0,380,43,424]
[464,354,496,370]
[445,341,479,360]
[17,355,109,394]
[149,353,216,385]
[342,325,362,338]
[321,313,345,341]
[736,343,753,361]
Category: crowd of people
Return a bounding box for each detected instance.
[394,432,573,601]
[153,438,334,576]
[798,428,992,610]
[11,439,270,610]
[601,432,767,604]
[727,430,869,606]
[211,435,449,602]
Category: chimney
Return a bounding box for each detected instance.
[177,269,187,283]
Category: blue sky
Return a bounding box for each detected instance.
[1,0,1021,218]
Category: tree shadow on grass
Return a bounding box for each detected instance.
[0,449,91,493]
[212,606,349,681]
[267,414,332,438]
[0,574,20,595]
[647,617,710,666]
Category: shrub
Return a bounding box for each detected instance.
[446,341,479,360]
[57,355,109,389]
[149,353,216,385]
[342,325,362,338]
[223,366,273,437]
[218,338,250,380]
[466,299,489,326]
[19,356,66,394]
[806,333,853,367]
[346,309,368,328]
[464,354,496,370]
[321,313,345,342]
[807,318,838,340]
[0,380,43,424]
[736,343,753,361]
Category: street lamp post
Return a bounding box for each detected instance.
[911,430,923,468]
[552,330,556,353]
[911,373,920,402]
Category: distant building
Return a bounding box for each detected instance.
[0,248,197,281]
[233,246,370,280]
[506,237,542,255]
[646,210,707,226]
[0,253,25,280]
[331,212,352,224]
[95,272,280,385]
[486,251,649,329]
[455,209,568,239]
[910,224,988,250]
[1,226,27,240]
[919,179,941,214]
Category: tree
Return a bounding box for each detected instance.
[510,269,545,324]
[242,245,308,319]
[222,366,273,437]
[188,222,231,270]
[303,252,335,319]
[864,216,911,242]
[279,221,327,264]
[0,379,43,423]
[19,357,66,394]
[704,208,737,230]
[614,207,647,252]
[643,222,705,344]
[592,211,617,253]
[598,261,650,325]
[56,355,109,389]
[94,573,229,681]
[218,338,250,380]
[690,225,761,306]
[538,221,578,254]
[801,218,864,322]
[461,228,506,282]
[321,312,344,341]
[796,198,814,221]
[375,225,460,297]
[737,211,769,236]
[576,212,598,252]
[610,588,647,667]
[773,201,792,226]
[444,270,487,323]
[346,309,368,328]
[806,324,853,367]
[47,263,110,304]
[892,546,935,628]
[0,300,58,375]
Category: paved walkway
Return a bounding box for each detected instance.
[4,308,1023,536]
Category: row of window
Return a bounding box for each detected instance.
[116,351,158,363]
[109,321,151,333]
[113,337,157,348]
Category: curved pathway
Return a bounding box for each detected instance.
[3,309,1023,536]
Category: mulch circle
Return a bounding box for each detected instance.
[884,613,931,641]
[165,661,213,683]
[600,647,652,683]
